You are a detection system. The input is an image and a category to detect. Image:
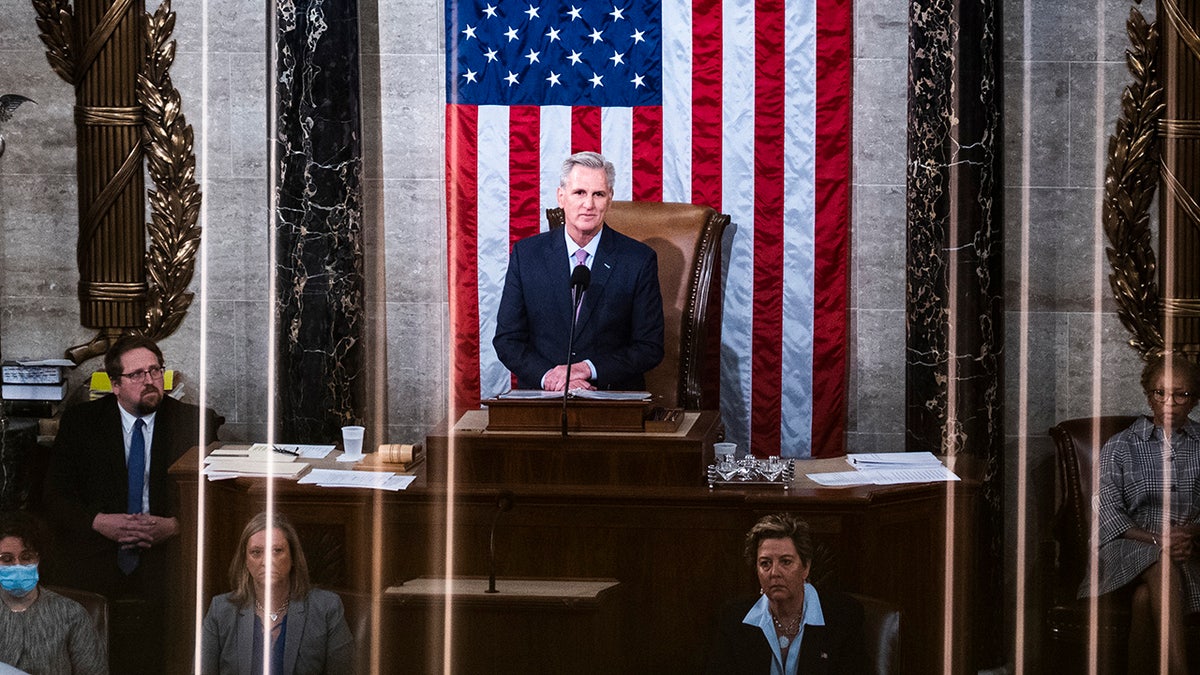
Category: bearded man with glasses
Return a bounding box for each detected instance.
[44,334,221,674]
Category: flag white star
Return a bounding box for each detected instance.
[567,5,582,20]
[609,50,625,66]
[588,28,604,43]
[589,73,604,87]
[504,26,520,41]
[546,26,561,42]
[567,50,583,65]
[505,71,520,86]
[482,4,498,18]
[609,6,625,21]
[524,4,540,20]
[461,24,477,40]
[546,71,562,86]
[463,69,479,83]
[630,73,645,88]
[484,48,499,62]
[630,28,645,43]
[525,49,541,64]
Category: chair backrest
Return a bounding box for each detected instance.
[46,585,109,650]
[334,589,375,673]
[847,592,900,675]
[547,201,729,409]
[1048,416,1138,588]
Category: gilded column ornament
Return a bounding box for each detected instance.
[1157,0,1200,355]
[1104,8,1163,357]
[32,0,199,362]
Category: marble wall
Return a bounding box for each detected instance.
[0,0,1169,664]
[0,0,448,444]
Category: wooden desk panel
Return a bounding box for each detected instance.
[426,409,723,487]
[170,448,979,674]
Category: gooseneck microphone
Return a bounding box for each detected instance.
[562,264,591,437]
[486,491,515,593]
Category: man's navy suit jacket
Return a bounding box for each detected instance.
[43,394,220,594]
[493,224,665,391]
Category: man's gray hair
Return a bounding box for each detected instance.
[560,151,615,192]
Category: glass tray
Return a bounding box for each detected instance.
[707,459,795,488]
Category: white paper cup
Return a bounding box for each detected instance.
[713,442,737,462]
[339,425,365,461]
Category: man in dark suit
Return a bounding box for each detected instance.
[494,151,664,391]
[44,334,220,673]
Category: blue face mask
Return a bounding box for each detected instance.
[0,564,38,597]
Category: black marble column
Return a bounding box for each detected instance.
[273,0,366,442]
[906,0,1003,667]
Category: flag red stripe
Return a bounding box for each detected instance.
[447,105,482,411]
[571,107,602,152]
[632,106,664,201]
[691,0,723,210]
[811,0,852,458]
[509,106,542,245]
[750,0,786,457]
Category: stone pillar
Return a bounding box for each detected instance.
[273,0,366,441]
[906,0,1003,667]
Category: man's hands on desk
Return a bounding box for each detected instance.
[93,513,179,549]
[541,362,596,392]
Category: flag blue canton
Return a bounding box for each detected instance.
[446,0,662,106]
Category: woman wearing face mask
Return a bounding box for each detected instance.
[0,511,106,674]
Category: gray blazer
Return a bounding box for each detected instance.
[200,588,354,675]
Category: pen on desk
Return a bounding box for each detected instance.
[272,445,299,457]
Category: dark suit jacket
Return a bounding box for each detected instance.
[493,224,665,390]
[705,590,868,675]
[201,588,355,675]
[43,394,221,594]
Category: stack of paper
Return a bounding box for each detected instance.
[807,451,960,487]
[298,468,415,491]
[203,450,308,480]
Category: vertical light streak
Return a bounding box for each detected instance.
[944,158,959,675]
[1086,3,1109,671]
[264,0,280,671]
[1157,80,1178,675]
[442,54,458,671]
[192,1,212,672]
[1012,0,1035,668]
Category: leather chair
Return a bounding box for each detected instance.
[334,589,375,673]
[1046,416,1138,673]
[46,585,109,652]
[547,201,730,409]
[847,592,900,675]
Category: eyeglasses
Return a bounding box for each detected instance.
[1151,389,1193,404]
[0,551,39,565]
[117,365,165,383]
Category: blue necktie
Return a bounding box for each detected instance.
[118,418,145,575]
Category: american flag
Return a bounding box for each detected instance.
[445,0,850,458]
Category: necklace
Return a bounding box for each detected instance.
[771,611,801,649]
[255,599,289,622]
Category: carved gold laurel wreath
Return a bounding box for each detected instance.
[1103,7,1164,357]
[32,0,199,343]
[139,0,200,340]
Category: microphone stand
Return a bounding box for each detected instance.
[562,264,589,438]
[486,491,515,593]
